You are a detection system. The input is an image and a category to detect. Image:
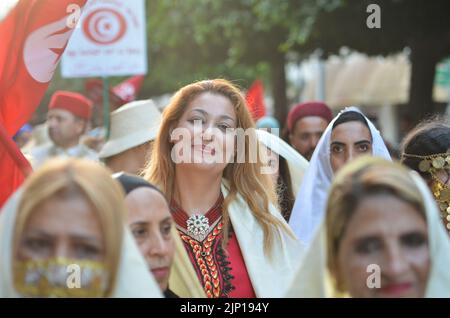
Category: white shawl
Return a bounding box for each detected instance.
[222,182,305,297]
[255,129,309,194]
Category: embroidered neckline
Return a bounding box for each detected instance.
[172,194,236,298]
[178,220,235,298]
[170,193,224,237]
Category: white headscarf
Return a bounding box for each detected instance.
[255,129,309,194]
[0,190,163,298]
[288,107,391,245]
[286,169,450,297]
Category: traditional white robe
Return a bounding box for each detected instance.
[28,142,98,169]
[222,182,305,298]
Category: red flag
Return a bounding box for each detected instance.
[245,80,266,121]
[84,75,145,112]
[0,0,87,207]
[112,75,145,103]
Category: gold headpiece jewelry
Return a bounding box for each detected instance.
[403,152,450,235]
[402,152,450,173]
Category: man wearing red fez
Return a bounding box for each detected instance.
[28,91,98,168]
[287,101,332,161]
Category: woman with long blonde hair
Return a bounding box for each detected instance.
[143,79,302,298]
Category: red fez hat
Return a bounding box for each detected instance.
[287,101,332,132]
[49,91,93,120]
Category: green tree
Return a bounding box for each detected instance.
[301,0,450,124]
[145,0,342,124]
[44,0,340,126]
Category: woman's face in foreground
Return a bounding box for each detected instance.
[335,194,430,298]
[16,195,105,262]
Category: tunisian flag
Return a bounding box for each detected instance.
[112,75,145,103]
[0,0,87,207]
[85,75,145,112]
[245,80,266,121]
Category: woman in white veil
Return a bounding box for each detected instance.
[0,158,162,298]
[289,107,391,246]
[256,128,309,221]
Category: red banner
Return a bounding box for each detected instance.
[245,80,266,121]
[0,0,87,207]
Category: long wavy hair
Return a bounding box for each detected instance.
[143,79,291,254]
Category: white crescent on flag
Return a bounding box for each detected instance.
[0,0,88,207]
[23,16,80,83]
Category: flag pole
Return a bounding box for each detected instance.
[102,76,110,140]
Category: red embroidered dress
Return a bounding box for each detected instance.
[170,194,256,298]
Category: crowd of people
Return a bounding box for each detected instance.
[2,78,450,298]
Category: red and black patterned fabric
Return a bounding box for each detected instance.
[170,194,255,298]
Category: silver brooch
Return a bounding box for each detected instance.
[186,214,210,241]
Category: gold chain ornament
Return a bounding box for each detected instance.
[403,152,450,234]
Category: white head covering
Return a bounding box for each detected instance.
[255,129,309,193]
[288,107,391,245]
[0,190,163,298]
[286,167,450,297]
